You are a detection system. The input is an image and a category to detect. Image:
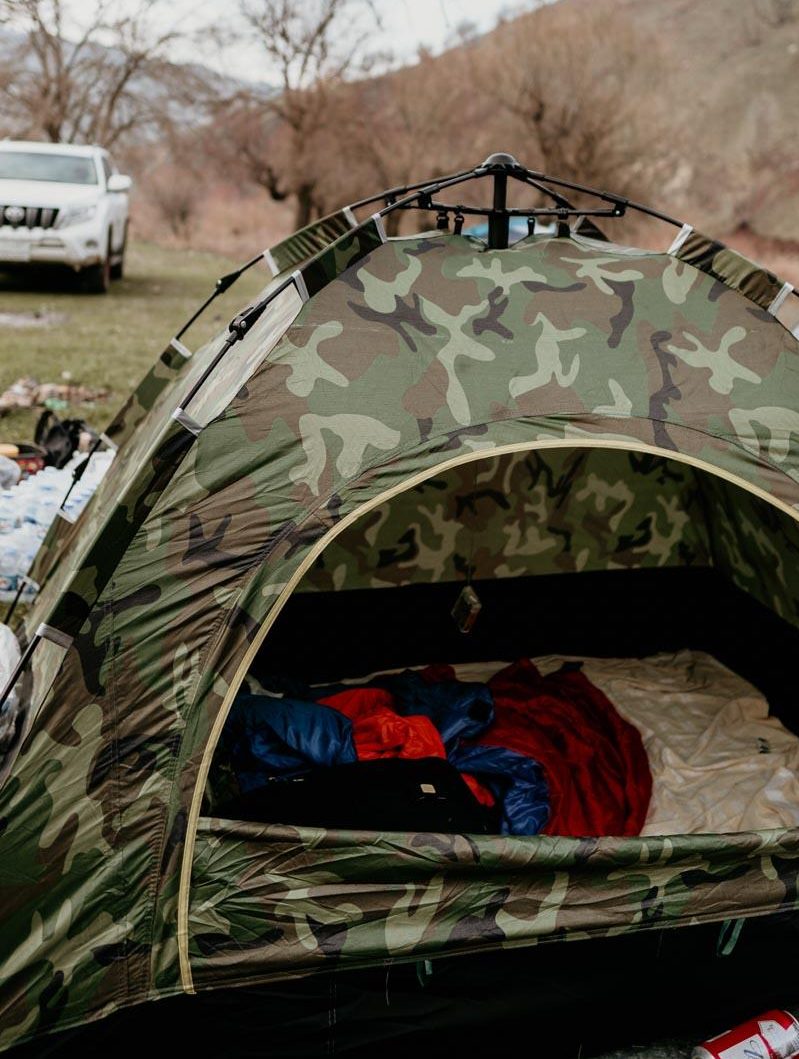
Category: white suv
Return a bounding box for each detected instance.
[0,141,131,293]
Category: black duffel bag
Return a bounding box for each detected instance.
[225,757,496,834]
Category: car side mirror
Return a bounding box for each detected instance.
[107,174,132,193]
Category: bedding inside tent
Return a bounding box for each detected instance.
[205,446,799,838]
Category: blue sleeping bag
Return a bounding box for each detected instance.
[449,743,550,836]
[257,669,494,747]
[222,693,356,793]
[375,670,494,748]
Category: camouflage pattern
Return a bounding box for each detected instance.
[18,221,386,647]
[2,224,799,1053]
[701,472,799,628]
[189,819,799,986]
[20,218,365,628]
[303,448,709,591]
[673,229,788,312]
[267,207,357,276]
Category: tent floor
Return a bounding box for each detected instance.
[251,567,799,728]
[10,912,799,1057]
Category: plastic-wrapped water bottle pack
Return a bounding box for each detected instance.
[0,449,114,603]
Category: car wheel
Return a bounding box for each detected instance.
[110,223,127,281]
[82,236,111,294]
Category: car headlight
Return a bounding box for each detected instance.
[57,203,98,228]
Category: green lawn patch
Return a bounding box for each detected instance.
[0,240,268,443]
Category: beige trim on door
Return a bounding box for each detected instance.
[176,436,799,992]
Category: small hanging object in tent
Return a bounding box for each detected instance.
[451,584,482,634]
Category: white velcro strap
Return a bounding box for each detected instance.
[169,338,192,360]
[171,407,202,436]
[36,623,73,650]
[667,223,693,255]
[98,432,118,452]
[292,269,310,303]
[371,213,388,242]
[768,281,794,316]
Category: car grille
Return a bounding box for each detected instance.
[0,205,59,229]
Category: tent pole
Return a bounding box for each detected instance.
[488,167,509,249]
[482,152,520,249]
[175,251,266,342]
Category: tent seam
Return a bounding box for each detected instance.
[147,596,233,988]
[168,516,335,990]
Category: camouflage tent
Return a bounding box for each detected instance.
[2,154,799,1054]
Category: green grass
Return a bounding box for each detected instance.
[0,241,268,442]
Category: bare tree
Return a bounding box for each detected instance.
[476,1,672,205]
[0,0,200,147]
[226,0,383,229]
[147,158,206,240]
[326,47,497,234]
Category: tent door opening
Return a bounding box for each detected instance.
[203,445,799,841]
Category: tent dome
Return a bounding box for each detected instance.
[2,157,799,1054]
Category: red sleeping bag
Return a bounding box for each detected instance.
[481,660,651,836]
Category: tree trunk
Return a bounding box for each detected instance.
[294,183,315,230]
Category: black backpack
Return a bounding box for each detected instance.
[34,410,94,469]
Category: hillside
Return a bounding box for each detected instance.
[4,0,796,276]
[619,0,799,240]
[491,0,799,242]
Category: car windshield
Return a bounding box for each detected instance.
[0,151,98,185]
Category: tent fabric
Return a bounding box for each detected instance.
[21,219,386,642]
[2,210,799,1053]
[671,229,790,311]
[300,447,711,591]
[266,207,357,276]
[298,445,799,633]
[23,336,194,590]
[23,208,360,611]
[187,818,799,990]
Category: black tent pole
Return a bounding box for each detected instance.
[488,167,508,249]
[484,153,513,249]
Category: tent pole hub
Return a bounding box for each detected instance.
[483,152,518,250]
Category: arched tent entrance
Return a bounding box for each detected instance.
[188,439,799,994]
[3,155,799,1054]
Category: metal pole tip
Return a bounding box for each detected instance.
[481,152,520,168]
